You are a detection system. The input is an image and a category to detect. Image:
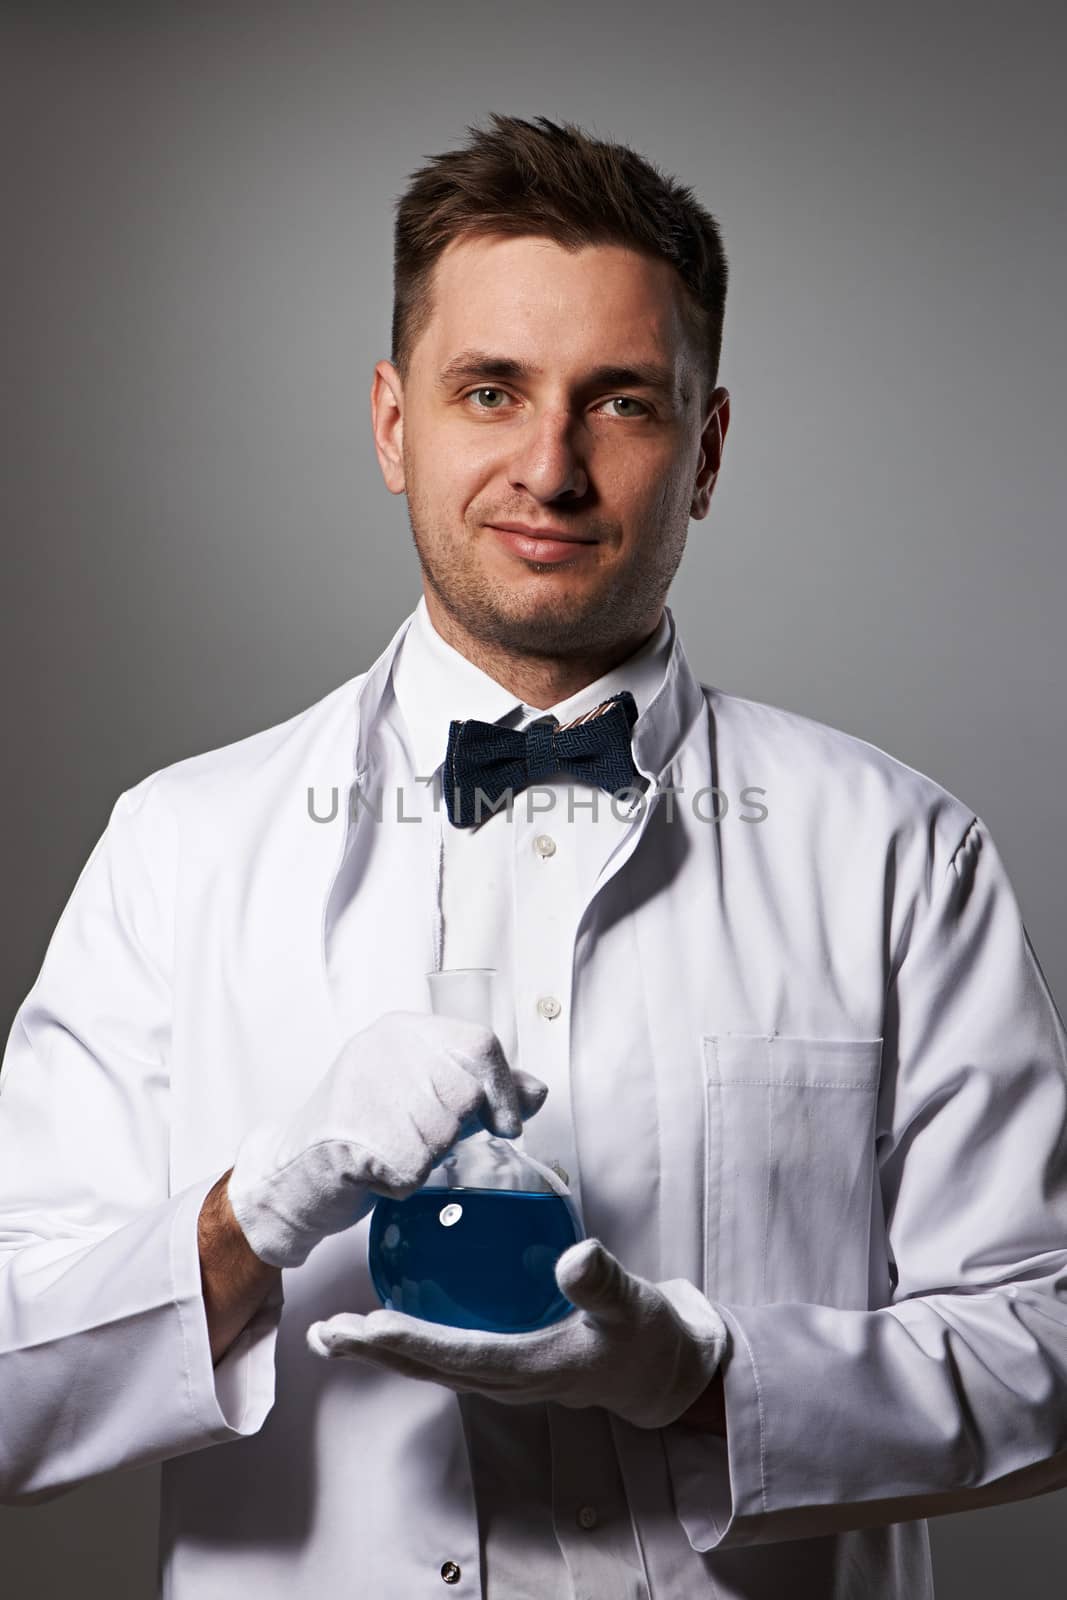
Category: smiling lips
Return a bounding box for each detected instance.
[487,522,598,564]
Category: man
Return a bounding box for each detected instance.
[2,110,1066,1599]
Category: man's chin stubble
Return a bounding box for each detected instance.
[428,560,667,659]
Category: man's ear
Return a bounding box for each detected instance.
[371,360,406,495]
[691,387,730,521]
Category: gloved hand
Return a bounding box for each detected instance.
[227,1010,548,1268]
[306,1236,728,1430]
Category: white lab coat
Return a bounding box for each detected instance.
[2,600,1067,1599]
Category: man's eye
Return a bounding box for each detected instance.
[462,389,648,418]
[467,387,510,409]
[602,396,648,418]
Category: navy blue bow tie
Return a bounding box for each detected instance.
[443,690,641,828]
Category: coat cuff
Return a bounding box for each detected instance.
[173,1171,283,1438]
[661,1303,765,1550]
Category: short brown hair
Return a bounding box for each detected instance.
[391,112,729,408]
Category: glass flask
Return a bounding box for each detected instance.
[368,967,584,1333]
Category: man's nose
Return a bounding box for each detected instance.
[505,411,589,503]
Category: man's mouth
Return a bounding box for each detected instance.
[487,523,599,565]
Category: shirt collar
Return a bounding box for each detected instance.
[390,591,674,780]
[324,595,710,971]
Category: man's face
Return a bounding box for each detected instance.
[372,233,729,659]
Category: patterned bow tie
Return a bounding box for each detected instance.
[443,690,640,828]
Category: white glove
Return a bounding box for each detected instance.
[227,1010,549,1268]
[307,1236,729,1430]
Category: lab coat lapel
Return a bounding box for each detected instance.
[568,630,718,1289]
[318,606,449,1043]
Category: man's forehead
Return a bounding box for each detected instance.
[432,231,683,311]
[422,235,695,395]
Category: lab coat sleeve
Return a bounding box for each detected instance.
[663,813,1067,1548]
[0,775,281,1506]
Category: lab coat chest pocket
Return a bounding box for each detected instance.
[701,1034,883,1310]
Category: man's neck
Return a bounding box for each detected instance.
[422,591,663,711]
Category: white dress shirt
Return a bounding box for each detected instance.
[3,595,1067,1599]
[390,593,673,1599]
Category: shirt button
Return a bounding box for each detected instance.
[536,995,561,1020]
[577,1504,599,1530]
[534,833,557,857]
[440,1560,462,1583]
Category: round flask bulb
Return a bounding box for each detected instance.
[367,967,584,1331]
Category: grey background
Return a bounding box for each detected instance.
[2,1,1065,1594]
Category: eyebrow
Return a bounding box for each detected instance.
[435,349,683,401]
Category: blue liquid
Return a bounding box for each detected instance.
[368,1187,582,1333]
